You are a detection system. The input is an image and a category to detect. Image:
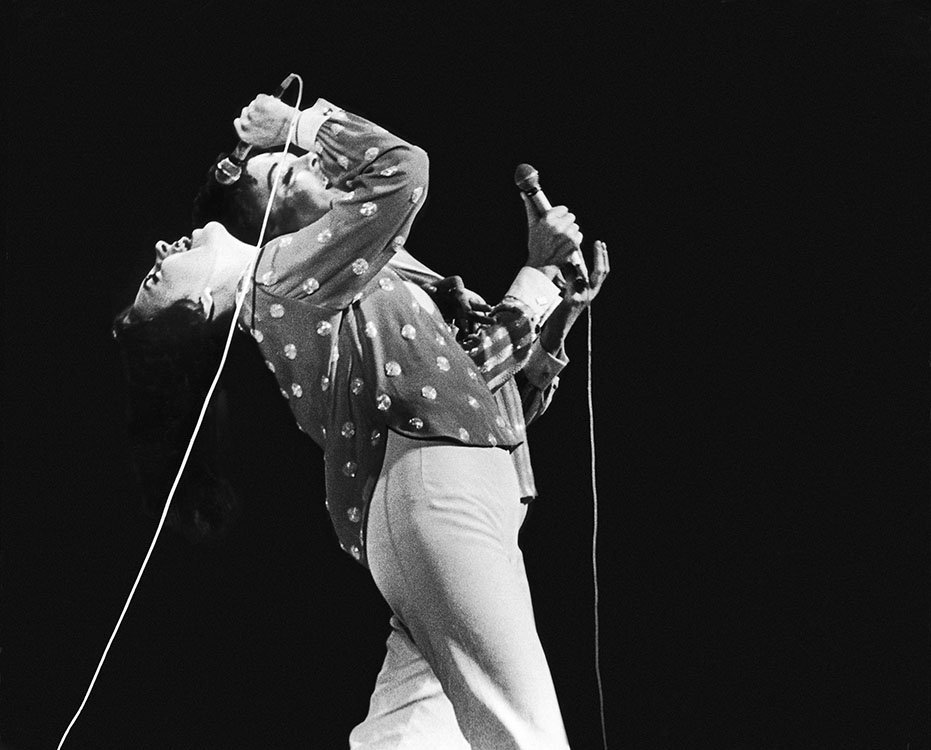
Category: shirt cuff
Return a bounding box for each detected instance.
[295,98,338,150]
[504,267,561,329]
[522,338,569,390]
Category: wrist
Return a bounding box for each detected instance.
[540,328,566,355]
[530,264,561,281]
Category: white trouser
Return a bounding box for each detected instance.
[350,431,569,749]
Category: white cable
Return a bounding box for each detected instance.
[588,305,608,750]
[56,74,304,749]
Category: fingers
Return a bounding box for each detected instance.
[233,116,246,140]
[520,193,535,228]
[233,95,290,144]
[545,206,582,248]
[430,276,464,294]
[468,296,492,312]
[590,240,609,284]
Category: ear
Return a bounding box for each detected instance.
[199,287,216,321]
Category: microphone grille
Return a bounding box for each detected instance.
[514,163,540,192]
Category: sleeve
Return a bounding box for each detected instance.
[388,247,445,287]
[261,99,429,309]
[515,340,569,425]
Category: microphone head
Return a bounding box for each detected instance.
[215,157,242,185]
[514,163,540,193]
[214,142,253,185]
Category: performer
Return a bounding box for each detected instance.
[114,92,608,748]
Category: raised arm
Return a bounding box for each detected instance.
[237,95,430,308]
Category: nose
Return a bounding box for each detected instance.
[296,153,319,171]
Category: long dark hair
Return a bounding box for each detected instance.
[112,300,240,542]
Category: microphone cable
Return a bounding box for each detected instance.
[588,304,608,750]
[56,74,304,749]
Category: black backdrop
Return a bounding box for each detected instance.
[4,2,929,748]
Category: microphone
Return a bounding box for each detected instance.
[514,163,589,290]
[215,73,299,186]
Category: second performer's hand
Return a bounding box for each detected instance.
[233,94,298,148]
[423,275,494,337]
[522,194,583,279]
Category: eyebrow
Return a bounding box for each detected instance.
[267,161,278,192]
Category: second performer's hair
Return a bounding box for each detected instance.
[191,152,265,245]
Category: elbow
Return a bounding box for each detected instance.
[405,144,429,185]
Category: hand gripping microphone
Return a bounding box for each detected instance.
[214,73,299,185]
[514,163,589,290]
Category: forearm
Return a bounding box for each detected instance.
[538,298,584,355]
[294,99,428,195]
[265,99,429,306]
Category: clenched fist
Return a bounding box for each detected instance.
[233,94,299,148]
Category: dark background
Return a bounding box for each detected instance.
[3,1,929,748]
